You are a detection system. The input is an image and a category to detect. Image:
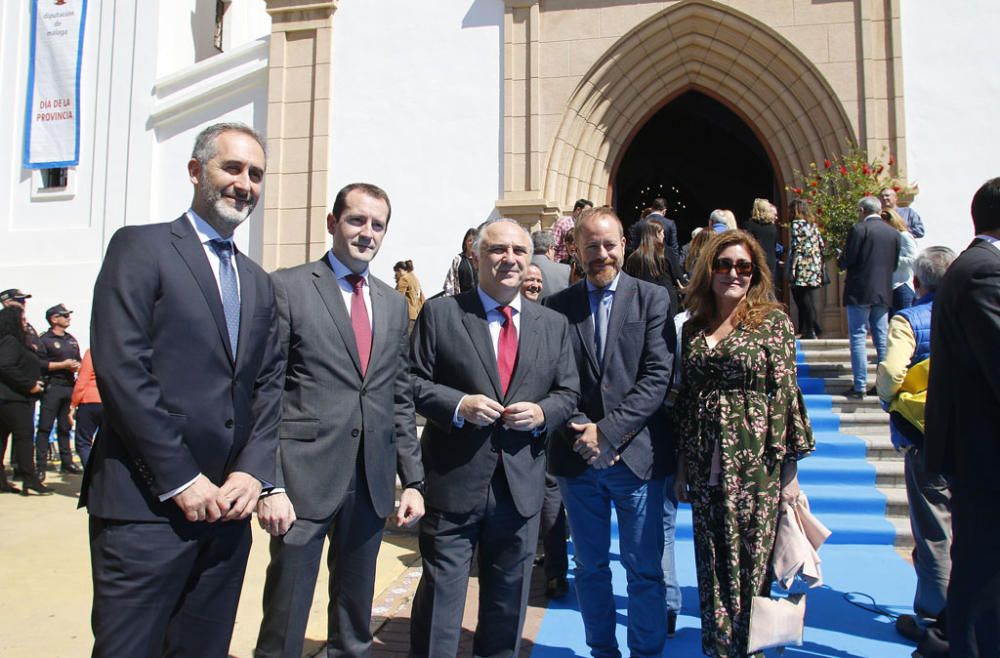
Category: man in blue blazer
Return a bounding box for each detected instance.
[84,123,284,657]
[545,207,675,658]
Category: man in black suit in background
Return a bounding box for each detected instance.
[838,195,901,399]
[408,218,579,658]
[85,123,284,657]
[925,177,1000,657]
[545,207,675,658]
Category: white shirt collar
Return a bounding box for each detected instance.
[477,287,521,316]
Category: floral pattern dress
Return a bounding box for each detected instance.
[789,219,825,288]
[676,309,815,658]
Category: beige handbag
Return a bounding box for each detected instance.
[747,593,805,653]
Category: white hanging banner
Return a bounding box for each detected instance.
[23,0,88,169]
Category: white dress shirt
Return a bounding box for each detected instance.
[326,251,374,330]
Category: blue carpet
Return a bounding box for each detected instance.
[531,345,918,657]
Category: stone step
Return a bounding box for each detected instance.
[874,459,905,487]
[800,362,877,379]
[799,348,877,364]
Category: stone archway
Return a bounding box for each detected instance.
[542,0,857,212]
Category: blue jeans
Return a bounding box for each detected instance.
[559,463,666,658]
[846,303,889,392]
[661,474,681,615]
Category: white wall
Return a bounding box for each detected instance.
[900,0,1000,254]
[156,0,270,78]
[328,0,504,292]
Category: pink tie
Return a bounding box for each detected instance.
[497,305,517,395]
[346,274,371,376]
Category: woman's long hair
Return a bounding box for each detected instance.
[750,198,776,224]
[459,228,477,255]
[685,230,781,331]
[624,221,666,281]
[684,229,713,274]
[881,208,907,233]
[0,306,26,342]
[788,198,816,224]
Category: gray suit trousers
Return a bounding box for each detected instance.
[255,457,385,658]
[905,447,952,619]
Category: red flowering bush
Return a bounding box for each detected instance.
[786,146,915,257]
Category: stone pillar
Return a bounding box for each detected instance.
[498,0,562,229]
[261,0,337,271]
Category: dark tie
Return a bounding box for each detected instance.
[209,239,240,356]
[592,287,611,364]
[497,305,517,396]
[346,274,372,376]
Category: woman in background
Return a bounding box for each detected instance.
[624,220,684,318]
[883,208,918,314]
[787,198,826,338]
[443,228,478,296]
[674,230,814,657]
[0,306,50,495]
[744,198,779,279]
[69,348,102,467]
[394,260,425,332]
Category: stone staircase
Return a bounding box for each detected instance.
[796,338,912,551]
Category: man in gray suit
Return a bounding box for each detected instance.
[545,206,675,658]
[409,218,579,658]
[254,183,425,658]
[531,229,571,299]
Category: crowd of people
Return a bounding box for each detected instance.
[1,121,995,658]
[0,289,96,496]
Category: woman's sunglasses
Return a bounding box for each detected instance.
[712,257,755,277]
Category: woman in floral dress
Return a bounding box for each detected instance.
[787,198,826,338]
[674,230,815,657]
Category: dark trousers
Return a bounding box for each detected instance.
[35,382,73,468]
[89,515,252,658]
[410,467,540,658]
[255,458,385,658]
[539,473,568,580]
[75,403,103,467]
[947,488,1000,658]
[0,401,38,479]
[791,286,820,337]
[904,447,952,619]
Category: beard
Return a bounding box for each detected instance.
[587,257,621,287]
[198,175,256,231]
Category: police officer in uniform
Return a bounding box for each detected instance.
[35,304,81,475]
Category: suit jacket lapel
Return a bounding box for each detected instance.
[458,292,503,399]
[505,301,540,402]
[572,282,600,375]
[171,217,234,363]
[601,273,634,372]
[234,252,257,367]
[366,278,391,381]
[311,259,363,378]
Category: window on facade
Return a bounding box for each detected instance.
[41,167,68,189]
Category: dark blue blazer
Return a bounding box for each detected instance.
[838,216,901,307]
[544,272,675,480]
[81,216,284,522]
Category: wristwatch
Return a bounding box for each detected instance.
[403,480,426,496]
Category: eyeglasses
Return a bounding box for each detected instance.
[712,257,754,277]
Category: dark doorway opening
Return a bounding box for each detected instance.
[613,90,778,249]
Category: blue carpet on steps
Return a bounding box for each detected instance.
[530,343,918,657]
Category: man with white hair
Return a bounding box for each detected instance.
[838,195,901,399]
[876,246,956,643]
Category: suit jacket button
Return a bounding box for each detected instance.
[225,419,234,429]
[351,429,359,437]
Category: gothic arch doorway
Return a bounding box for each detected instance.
[612,89,779,241]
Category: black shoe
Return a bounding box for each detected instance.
[801,332,817,340]
[533,553,545,566]
[843,388,865,400]
[36,469,46,483]
[545,577,569,599]
[60,463,82,474]
[867,386,878,396]
[667,611,678,638]
[0,477,21,494]
[20,476,53,496]
[896,614,925,643]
